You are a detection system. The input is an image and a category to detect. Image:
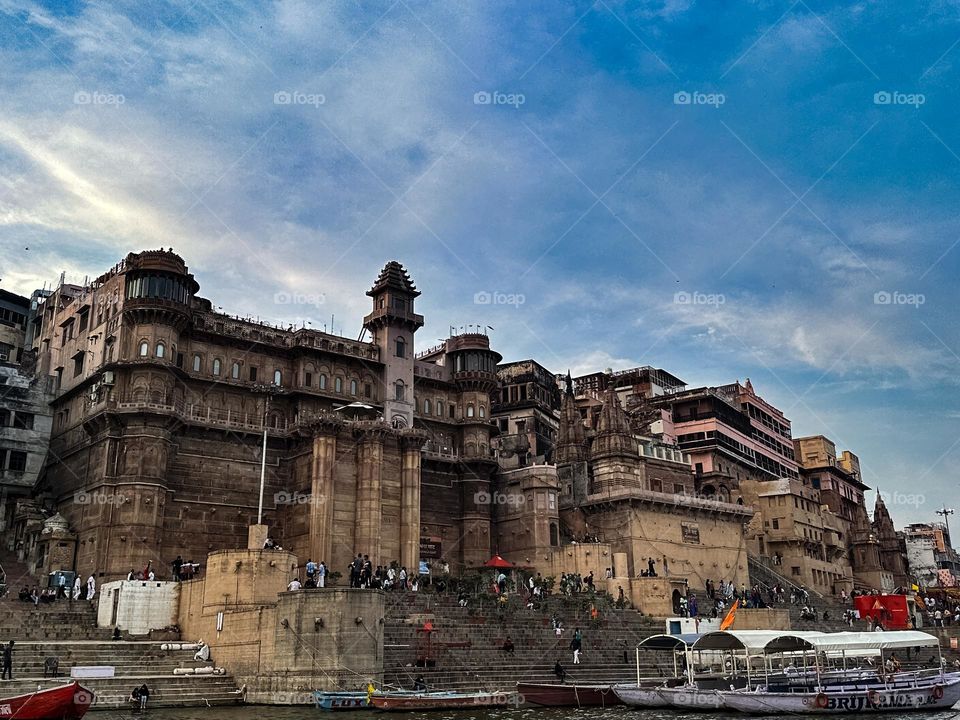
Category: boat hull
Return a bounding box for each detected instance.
[370,691,517,711]
[720,681,960,714]
[657,686,724,711]
[611,684,669,708]
[517,682,622,707]
[0,681,94,720]
[313,691,370,710]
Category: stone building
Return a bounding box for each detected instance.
[0,290,30,365]
[872,494,910,589]
[491,359,560,465]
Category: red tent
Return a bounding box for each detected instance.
[483,555,515,569]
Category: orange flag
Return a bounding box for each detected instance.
[720,599,740,631]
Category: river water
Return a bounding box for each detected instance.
[93,705,960,719]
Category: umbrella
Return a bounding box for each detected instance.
[483,555,515,569]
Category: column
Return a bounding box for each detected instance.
[309,418,342,566]
[354,424,387,562]
[400,430,428,570]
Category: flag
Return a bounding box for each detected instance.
[915,595,926,610]
[720,599,740,631]
[911,583,920,592]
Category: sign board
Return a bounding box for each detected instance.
[681,522,701,544]
[419,537,441,559]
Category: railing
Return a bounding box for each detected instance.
[92,397,290,432]
[748,555,826,601]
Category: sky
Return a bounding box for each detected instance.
[0,0,957,530]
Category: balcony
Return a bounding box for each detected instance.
[86,396,290,434]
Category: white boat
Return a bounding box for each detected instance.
[657,685,725,710]
[611,683,669,707]
[720,679,960,714]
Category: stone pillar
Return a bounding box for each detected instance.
[309,418,342,565]
[354,424,388,561]
[399,430,428,571]
[248,524,269,550]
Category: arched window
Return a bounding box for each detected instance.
[319,374,327,390]
[273,369,282,386]
[192,354,201,372]
[550,523,559,547]
[436,400,443,417]
[423,399,431,415]
[467,404,474,418]
[395,380,405,401]
[155,343,165,359]
[334,377,342,393]
[395,336,406,358]
[231,362,240,379]
[139,341,149,357]
[350,379,357,396]
[212,358,221,376]
[479,405,485,418]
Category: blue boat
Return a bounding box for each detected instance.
[313,690,371,710]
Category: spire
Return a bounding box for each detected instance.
[555,378,585,465]
[366,261,420,298]
[593,385,635,456]
[565,371,574,397]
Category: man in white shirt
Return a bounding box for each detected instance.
[318,561,327,588]
[288,577,302,592]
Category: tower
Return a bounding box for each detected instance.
[362,262,423,428]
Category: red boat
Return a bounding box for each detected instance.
[517,681,623,707]
[0,681,94,719]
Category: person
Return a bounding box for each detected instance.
[413,675,427,691]
[458,590,468,608]
[173,555,183,581]
[605,567,613,579]
[72,576,82,601]
[129,686,141,707]
[86,574,96,601]
[306,559,317,585]
[138,683,150,709]
[287,577,301,592]
[112,626,122,641]
[554,660,566,683]
[497,572,507,595]
[502,636,515,654]
[194,641,211,662]
[318,561,327,588]
[126,569,136,581]
[647,558,656,576]
[147,568,155,581]
[1,641,13,680]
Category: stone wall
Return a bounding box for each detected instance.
[97,579,180,634]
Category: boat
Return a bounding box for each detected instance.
[313,690,370,710]
[611,683,669,707]
[369,690,518,711]
[657,685,725,711]
[0,681,94,719]
[715,630,960,714]
[516,681,622,707]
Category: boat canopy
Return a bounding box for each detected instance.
[637,633,700,650]
[693,630,823,654]
[698,630,940,655]
[796,631,939,654]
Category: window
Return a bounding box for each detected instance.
[0,410,7,426]
[155,343,165,359]
[249,367,258,382]
[304,372,312,387]
[7,451,26,472]
[334,377,342,393]
[139,341,149,357]
[231,362,240,379]
[78,310,89,333]
[73,352,84,377]
[350,380,357,396]
[212,358,221,376]
[479,406,485,418]
[395,336,406,358]
[364,383,372,399]
[176,352,183,368]
[273,370,282,386]
[395,380,405,401]
[423,399,431,415]
[319,374,327,390]
[772,519,780,529]
[13,413,34,430]
[467,405,474,418]
[437,401,444,417]
[449,404,455,418]
[193,354,201,372]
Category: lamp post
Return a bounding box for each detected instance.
[936,506,955,550]
[253,383,282,525]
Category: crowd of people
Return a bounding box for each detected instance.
[16,573,98,605]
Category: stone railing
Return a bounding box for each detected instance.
[91,397,290,433]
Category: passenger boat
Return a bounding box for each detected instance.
[369,689,517,711]
[313,690,370,710]
[516,681,622,707]
[0,681,94,719]
[610,683,667,707]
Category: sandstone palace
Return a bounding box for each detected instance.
[4,249,919,612]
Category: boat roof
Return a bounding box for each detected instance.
[637,633,700,649]
[695,630,938,655]
[693,630,824,653]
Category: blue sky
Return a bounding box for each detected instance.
[1,0,958,529]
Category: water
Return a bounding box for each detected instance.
[91,705,960,719]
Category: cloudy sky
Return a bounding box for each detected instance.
[1,0,958,529]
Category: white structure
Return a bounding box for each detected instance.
[97,580,180,635]
[905,535,939,588]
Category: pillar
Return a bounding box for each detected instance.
[354,424,387,562]
[399,430,428,570]
[309,418,342,566]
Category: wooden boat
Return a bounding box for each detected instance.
[657,685,724,711]
[370,690,517,711]
[517,681,622,707]
[0,681,94,719]
[313,690,370,710]
[611,683,669,707]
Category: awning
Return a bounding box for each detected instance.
[694,630,824,654]
[637,633,700,650]
[482,555,515,569]
[801,631,939,653]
